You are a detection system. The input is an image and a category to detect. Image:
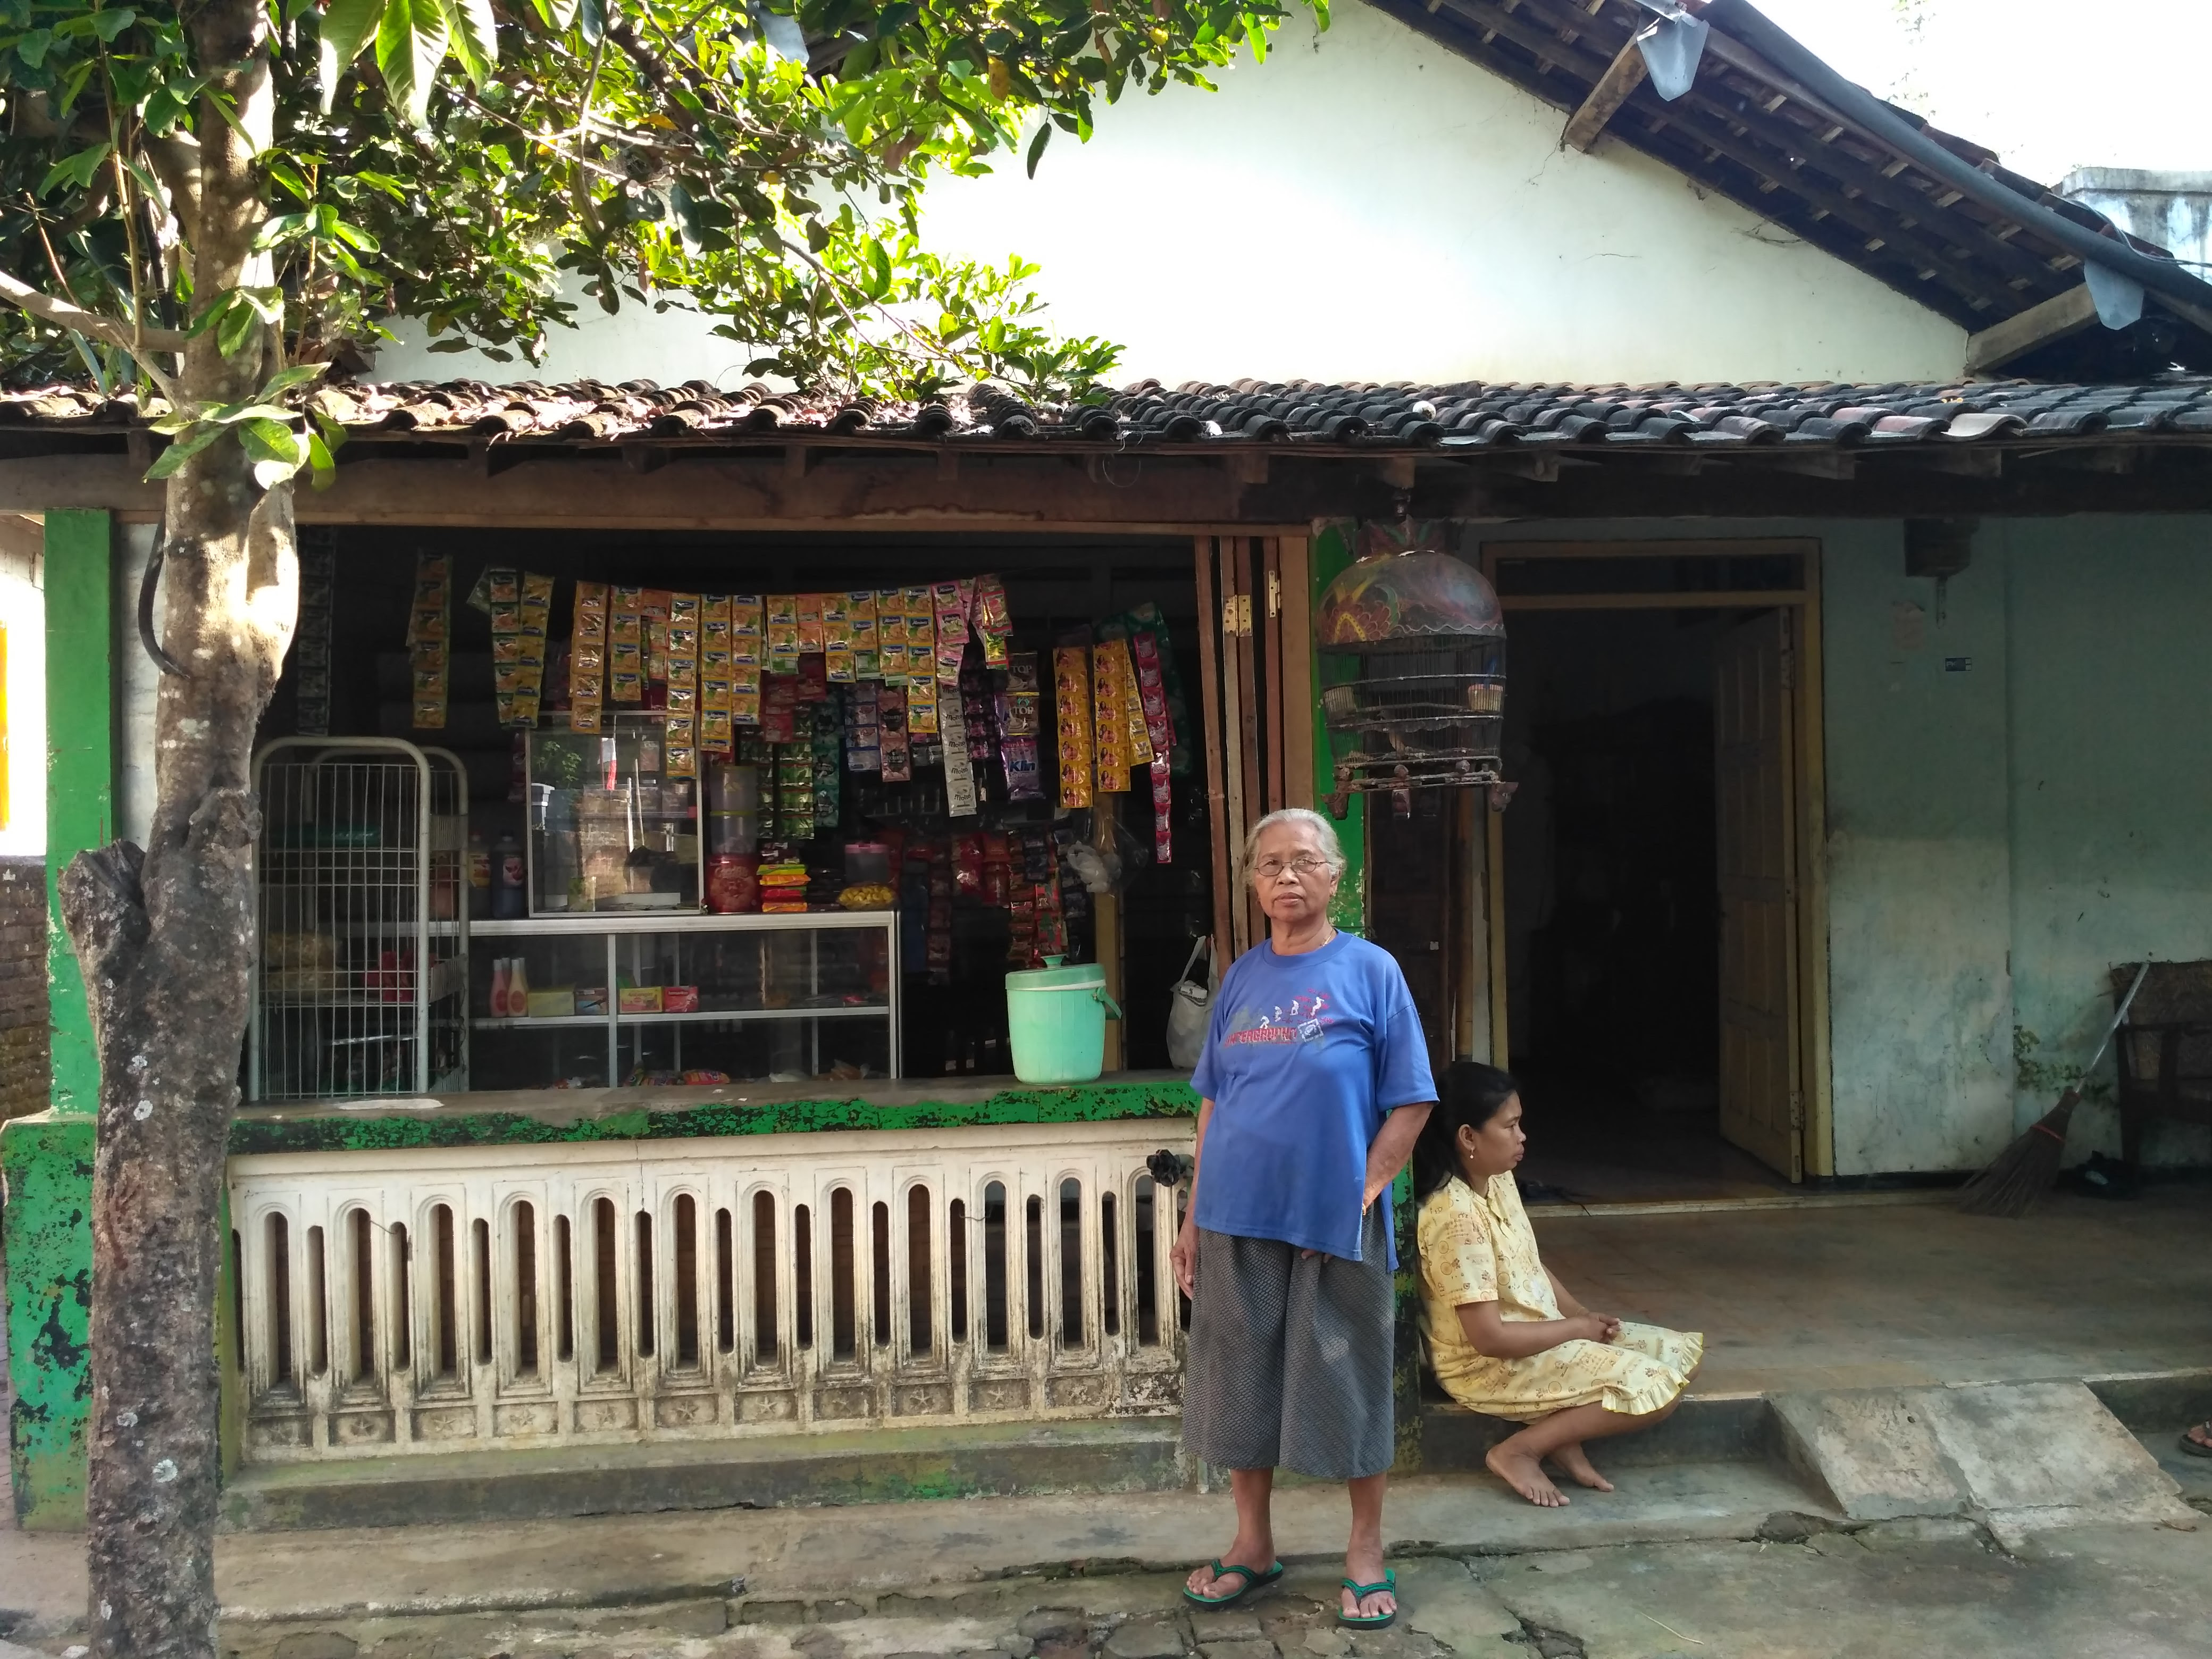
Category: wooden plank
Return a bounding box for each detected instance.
[1483,538,1820,562]
[1192,536,1236,976]
[1499,589,1808,612]
[1231,535,1266,952]
[1795,545,1835,1178]
[1486,804,1509,1069]
[1261,536,1287,814]
[1217,542,1252,958]
[1277,534,1314,811]
[1965,283,2099,375]
[1561,36,1648,152]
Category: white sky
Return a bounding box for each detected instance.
[1749,0,2212,184]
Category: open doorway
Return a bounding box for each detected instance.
[1481,540,1824,1203]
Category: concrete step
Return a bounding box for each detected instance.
[220,1417,1187,1531]
[1420,1391,1771,1471]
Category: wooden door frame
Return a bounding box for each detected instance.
[1476,538,1833,1181]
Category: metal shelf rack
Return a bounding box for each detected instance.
[249,738,470,1101]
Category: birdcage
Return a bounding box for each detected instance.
[1315,517,1507,817]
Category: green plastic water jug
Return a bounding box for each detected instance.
[1004,957,1124,1084]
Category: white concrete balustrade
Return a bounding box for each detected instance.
[227,1120,1195,1461]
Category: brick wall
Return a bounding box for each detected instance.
[0,857,49,1121]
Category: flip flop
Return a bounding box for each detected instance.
[1336,1569,1397,1630]
[1182,1560,1284,1609]
[2180,1424,2212,1459]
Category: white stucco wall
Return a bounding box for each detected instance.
[374,1,1967,390]
[0,527,44,859]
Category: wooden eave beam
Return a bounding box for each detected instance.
[1561,36,1647,151]
[1510,0,2068,304]
[1436,0,2009,314]
[1964,283,2099,374]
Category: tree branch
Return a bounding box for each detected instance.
[0,267,186,404]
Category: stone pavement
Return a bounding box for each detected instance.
[13,1514,2212,1659]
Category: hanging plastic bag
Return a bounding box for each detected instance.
[1166,934,1217,1073]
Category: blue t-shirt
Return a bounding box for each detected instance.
[1189,933,1437,1266]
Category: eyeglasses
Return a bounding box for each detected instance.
[1254,854,1333,881]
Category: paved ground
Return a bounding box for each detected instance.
[12,1516,2212,1659]
[1534,1186,2212,1397]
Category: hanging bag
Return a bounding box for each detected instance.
[1166,934,1216,1072]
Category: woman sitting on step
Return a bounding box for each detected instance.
[1415,1061,1704,1508]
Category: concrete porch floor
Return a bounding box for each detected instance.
[1531,1184,2212,1397]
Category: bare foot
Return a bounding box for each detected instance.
[1186,1548,1275,1602]
[1486,1442,1568,1507]
[1549,1442,1614,1493]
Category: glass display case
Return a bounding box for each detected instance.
[524,714,703,915]
[468,910,899,1090]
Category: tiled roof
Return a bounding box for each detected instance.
[4,375,2210,453]
[1367,0,2212,373]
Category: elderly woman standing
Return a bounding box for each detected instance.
[1172,807,1436,1629]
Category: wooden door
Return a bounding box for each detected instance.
[1714,609,1802,1179]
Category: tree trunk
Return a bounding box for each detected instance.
[57,3,293,1654]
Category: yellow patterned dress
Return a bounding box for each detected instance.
[1417,1174,1703,1422]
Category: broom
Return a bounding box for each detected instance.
[1958,961,2150,1218]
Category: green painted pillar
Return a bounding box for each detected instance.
[3,508,110,1527]
[1311,520,1367,936]
[43,508,113,1117]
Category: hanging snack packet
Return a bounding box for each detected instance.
[766,593,800,674]
[973,572,1012,667]
[1091,639,1128,791]
[878,685,911,783]
[1053,646,1093,809]
[762,674,798,744]
[796,592,826,655]
[850,591,879,680]
[407,552,451,728]
[940,683,978,817]
[932,581,968,683]
[610,589,646,699]
[876,588,907,683]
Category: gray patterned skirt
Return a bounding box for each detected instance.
[1181,1202,1395,1480]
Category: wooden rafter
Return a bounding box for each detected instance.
[1561,35,1646,152]
[1964,283,2099,375]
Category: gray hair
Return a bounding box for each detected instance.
[1243,807,1347,881]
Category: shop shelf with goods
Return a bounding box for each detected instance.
[250,738,471,1101]
[468,909,901,1088]
[523,714,710,917]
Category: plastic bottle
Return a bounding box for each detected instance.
[509,956,530,1016]
[466,830,492,920]
[492,832,526,919]
[490,958,512,1019]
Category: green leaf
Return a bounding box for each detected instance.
[375,0,451,127]
[259,364,331,398]
[144,423,227,482]
[88,10,135,41]
[38,142,111,199]
[1025,119,1050,178]
[318,0,387,111]
[239,418,305,469]
[266,157,314,202]
[436,0,497,83]
[15,27,52,66]
[306,430,337,489]
[576,0,603,47]
[216,299,262,358]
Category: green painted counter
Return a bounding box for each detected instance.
[227,1071,1202,1154]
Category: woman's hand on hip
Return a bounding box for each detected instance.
[1170,1217,1199,1298]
